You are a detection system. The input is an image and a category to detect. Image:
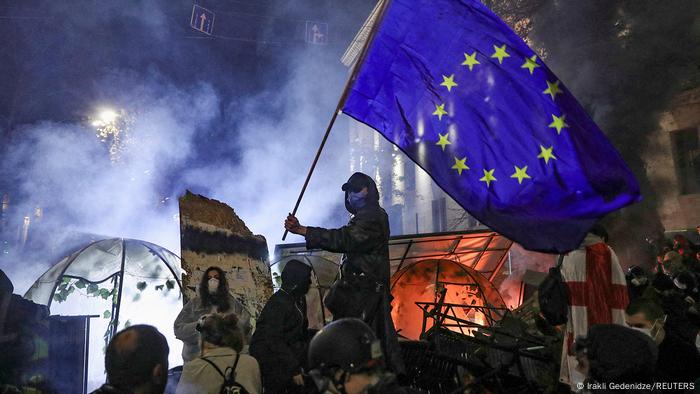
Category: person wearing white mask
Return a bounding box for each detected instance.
[625,298,700,384]
[175,266,252,363]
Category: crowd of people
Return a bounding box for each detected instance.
[553,226,700,393]
[87,173,700,394]
[91,172,415,394]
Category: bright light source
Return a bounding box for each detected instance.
[97,108,118,124]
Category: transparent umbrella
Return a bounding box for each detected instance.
[24,238,183,390]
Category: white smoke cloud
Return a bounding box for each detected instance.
[0,76,220,292]
[182,52,351,251]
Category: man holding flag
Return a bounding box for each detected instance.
[286,0,640,390]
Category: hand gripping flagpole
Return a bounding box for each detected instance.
[282,0,393,241]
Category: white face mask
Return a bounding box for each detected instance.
[207,278,219,293]
[630,326,653,338]
[630,317,665,343]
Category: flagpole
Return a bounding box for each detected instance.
[282,0,393,241]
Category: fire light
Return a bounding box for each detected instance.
[89,107,133,163]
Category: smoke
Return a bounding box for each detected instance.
[0,0,373,291]
[1,75,218,290]
[528,0,700,267]
[0,1,373,389]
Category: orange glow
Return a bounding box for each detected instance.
[391,258,507,340]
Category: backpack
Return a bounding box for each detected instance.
[538,254,569,326]
[201,353,250,394]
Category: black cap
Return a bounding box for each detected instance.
[341,172,372,193]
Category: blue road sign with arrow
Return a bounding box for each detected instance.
[190,4,214,35]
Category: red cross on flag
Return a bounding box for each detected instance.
[558,234,629,387]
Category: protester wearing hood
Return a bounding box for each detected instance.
[249,259,313,393]
[284,172,404,374]
[625,298,700,385]
[174,266,252,363]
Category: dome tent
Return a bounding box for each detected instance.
[24,238,183,390]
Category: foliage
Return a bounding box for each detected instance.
[52,274,179,353]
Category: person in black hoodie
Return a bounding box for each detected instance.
[285,172,404,374]
[249,259,312,393]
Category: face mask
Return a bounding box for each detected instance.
[630,326,653,338]
[207,278,219,293]
[630,317,665,342]
[346,190,367,211]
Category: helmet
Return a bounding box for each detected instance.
[626,266,648,287]
[308,318,383,374]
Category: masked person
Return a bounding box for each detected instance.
[626,298,700,384]
[284,172,404,373]
[307,318,418,394]
[175,266,252,363]
[249,259,313,393]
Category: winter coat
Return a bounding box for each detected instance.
[305,204,390,285]
[174,294,252,362]
[304,204,405,374]
[249,289,309,393]
[176,347,261,394]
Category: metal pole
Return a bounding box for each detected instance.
[282,0,393,240]
[112,239,127,337]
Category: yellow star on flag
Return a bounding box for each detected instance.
[521,55,540,74]
[537,145,557,164]
[543,80,562,100]
[433,103,448,121]
[440,74,458,92]
[436,133,451,151]
[451,156,469,175]
[510,165,531,184]
[479,169,497,187]
[548,114,569,135]
[461,51,480,71]
[491,44,510,64]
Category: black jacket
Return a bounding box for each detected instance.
[305,204,390,285]
[656,330,700,384]
[304,204,405,374]
[249,289,308,393]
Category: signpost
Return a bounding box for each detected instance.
[190,4,215,35]
[305,21,328,45]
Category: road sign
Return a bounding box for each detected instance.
[305,21,328,45]
[190,4,215,35]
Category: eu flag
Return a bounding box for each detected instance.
[341,0,640,253]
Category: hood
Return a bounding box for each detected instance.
[342,172,380,214]
[281,259,312,296]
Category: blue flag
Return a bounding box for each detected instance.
[341,0,640,253]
